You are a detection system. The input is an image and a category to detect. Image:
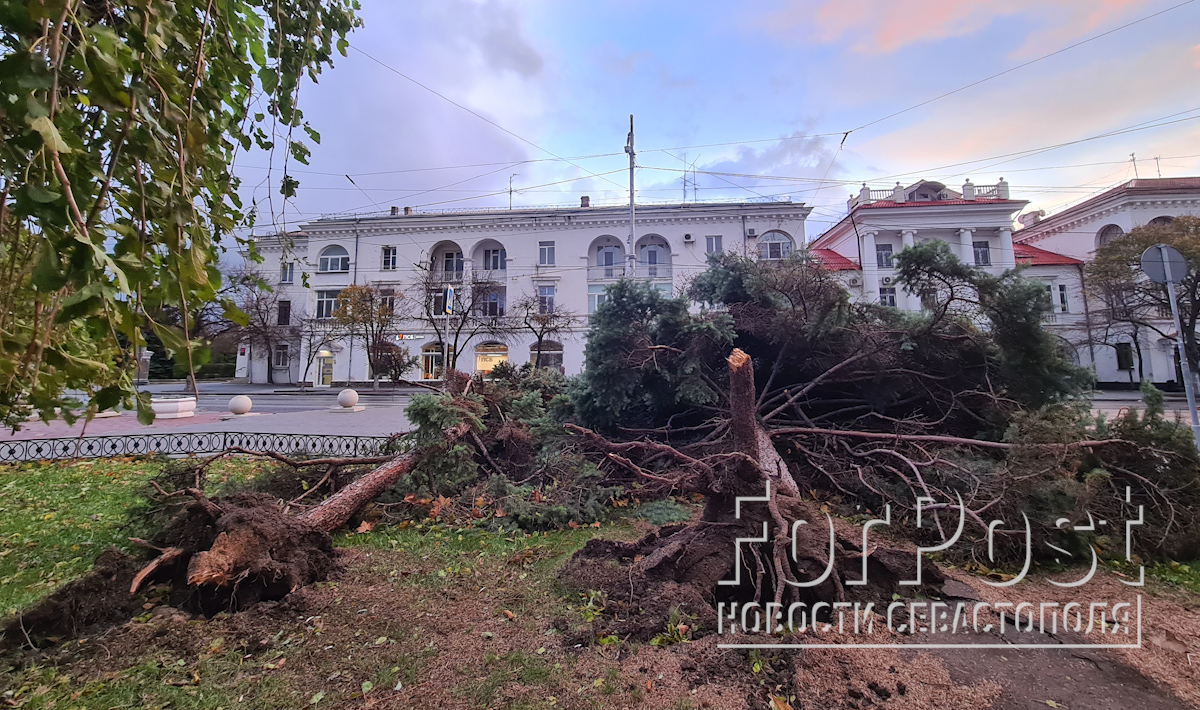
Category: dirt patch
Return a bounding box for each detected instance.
[0,548,143,649]
[1,493,335,650]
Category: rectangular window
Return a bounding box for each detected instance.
[538,285,555,314]
[379,289,396,316]
[381,246,398,271]
[430,284,458,316]
[1057,284,1068,313]
[875,243,894,268]
[482,248,506,271]
[441,251,463,278]
[480,291,505,317]
[277,300,291,326]
[706,235,723,254]
[1115,342,1135,371]
[273,343,290,368]
[280,262,294,283]
[539,241,555,266]
[316,290,342,319]
[588,285,608,314]
[973,240,991,266]
[879,287,897,307]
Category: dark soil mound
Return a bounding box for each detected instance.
[0,548,143,650]
[1,493,336,651]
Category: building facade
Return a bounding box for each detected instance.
[811,177,1200,389]
[235,199,812,385]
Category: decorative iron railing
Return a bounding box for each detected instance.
[0,432,394,462]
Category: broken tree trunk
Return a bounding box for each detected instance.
[562,348,942,640]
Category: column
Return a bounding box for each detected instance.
[998,227,1015,269]
[958,228,974,265]
[861,230,879,304]
[900,230,918,311]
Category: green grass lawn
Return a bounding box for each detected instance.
[0,458,155,617]
[0,457,276,618]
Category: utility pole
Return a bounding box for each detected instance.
[508,174,518,210]
[1155,156,1162,178]
[1131,153,1139,179]
[625,114,636,276]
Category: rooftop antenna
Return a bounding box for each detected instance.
[1131,153,1139,179]
[1155,155,1162,178]
[508,173,519,210]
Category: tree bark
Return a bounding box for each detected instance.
[297,422,469,532]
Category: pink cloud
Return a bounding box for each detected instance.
[762,0,1149,54]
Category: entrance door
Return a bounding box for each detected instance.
[318,357,334,386]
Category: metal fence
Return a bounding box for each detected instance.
[0,432,394,462]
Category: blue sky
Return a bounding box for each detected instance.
[237,0,1200,237]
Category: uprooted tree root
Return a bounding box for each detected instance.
[560,349,944,642]
[1,422,470,650]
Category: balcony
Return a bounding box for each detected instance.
[633,263,671,280]
[474,268,507,284]
[432,268,464,283]
[588,264,624,281]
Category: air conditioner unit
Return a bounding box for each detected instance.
[882,276,893,285]
[683,233,694,243]
[849,277,861,286]
[747,228,757,237]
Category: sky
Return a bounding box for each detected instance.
[236,0,1200,239]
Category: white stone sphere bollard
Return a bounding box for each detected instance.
[228,395,253,415]
[337,388,359,408]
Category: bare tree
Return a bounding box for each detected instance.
[297,306,346,390]
[334,284,401,389]
[229,270,293,385]
[508,292,581,369]
[405,264,511,375]
[1087,217,1200,377]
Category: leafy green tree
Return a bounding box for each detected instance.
[0,1,360,427]
[1085,216,1200,377]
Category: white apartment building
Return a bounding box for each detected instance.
[811,177,1200,389]
[236,199,812,386]
[1015,177,1200,387]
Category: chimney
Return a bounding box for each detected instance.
[403,206,413,216]
[390,206,399,216]
[580,196,590,208]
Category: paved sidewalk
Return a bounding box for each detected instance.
[3,405,412,441]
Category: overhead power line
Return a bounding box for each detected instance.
[350,44,628,193]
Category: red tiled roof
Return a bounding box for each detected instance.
[859,198,1023,209]
[812,248,859,271]
[1013,243,1081,266]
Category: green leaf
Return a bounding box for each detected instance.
[308,691,325,705]
[27,115,71,153]
[135,391,155,425]
[25,184,61,203]
[361,681,373,694]
[93,386,121,412]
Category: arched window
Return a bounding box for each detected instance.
[318,244,350,272]
[530,340,564,371]
[474,342,508,375]
[758,230,793,260]
[1096,224,1123,249]
[1149,216,1175,228]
